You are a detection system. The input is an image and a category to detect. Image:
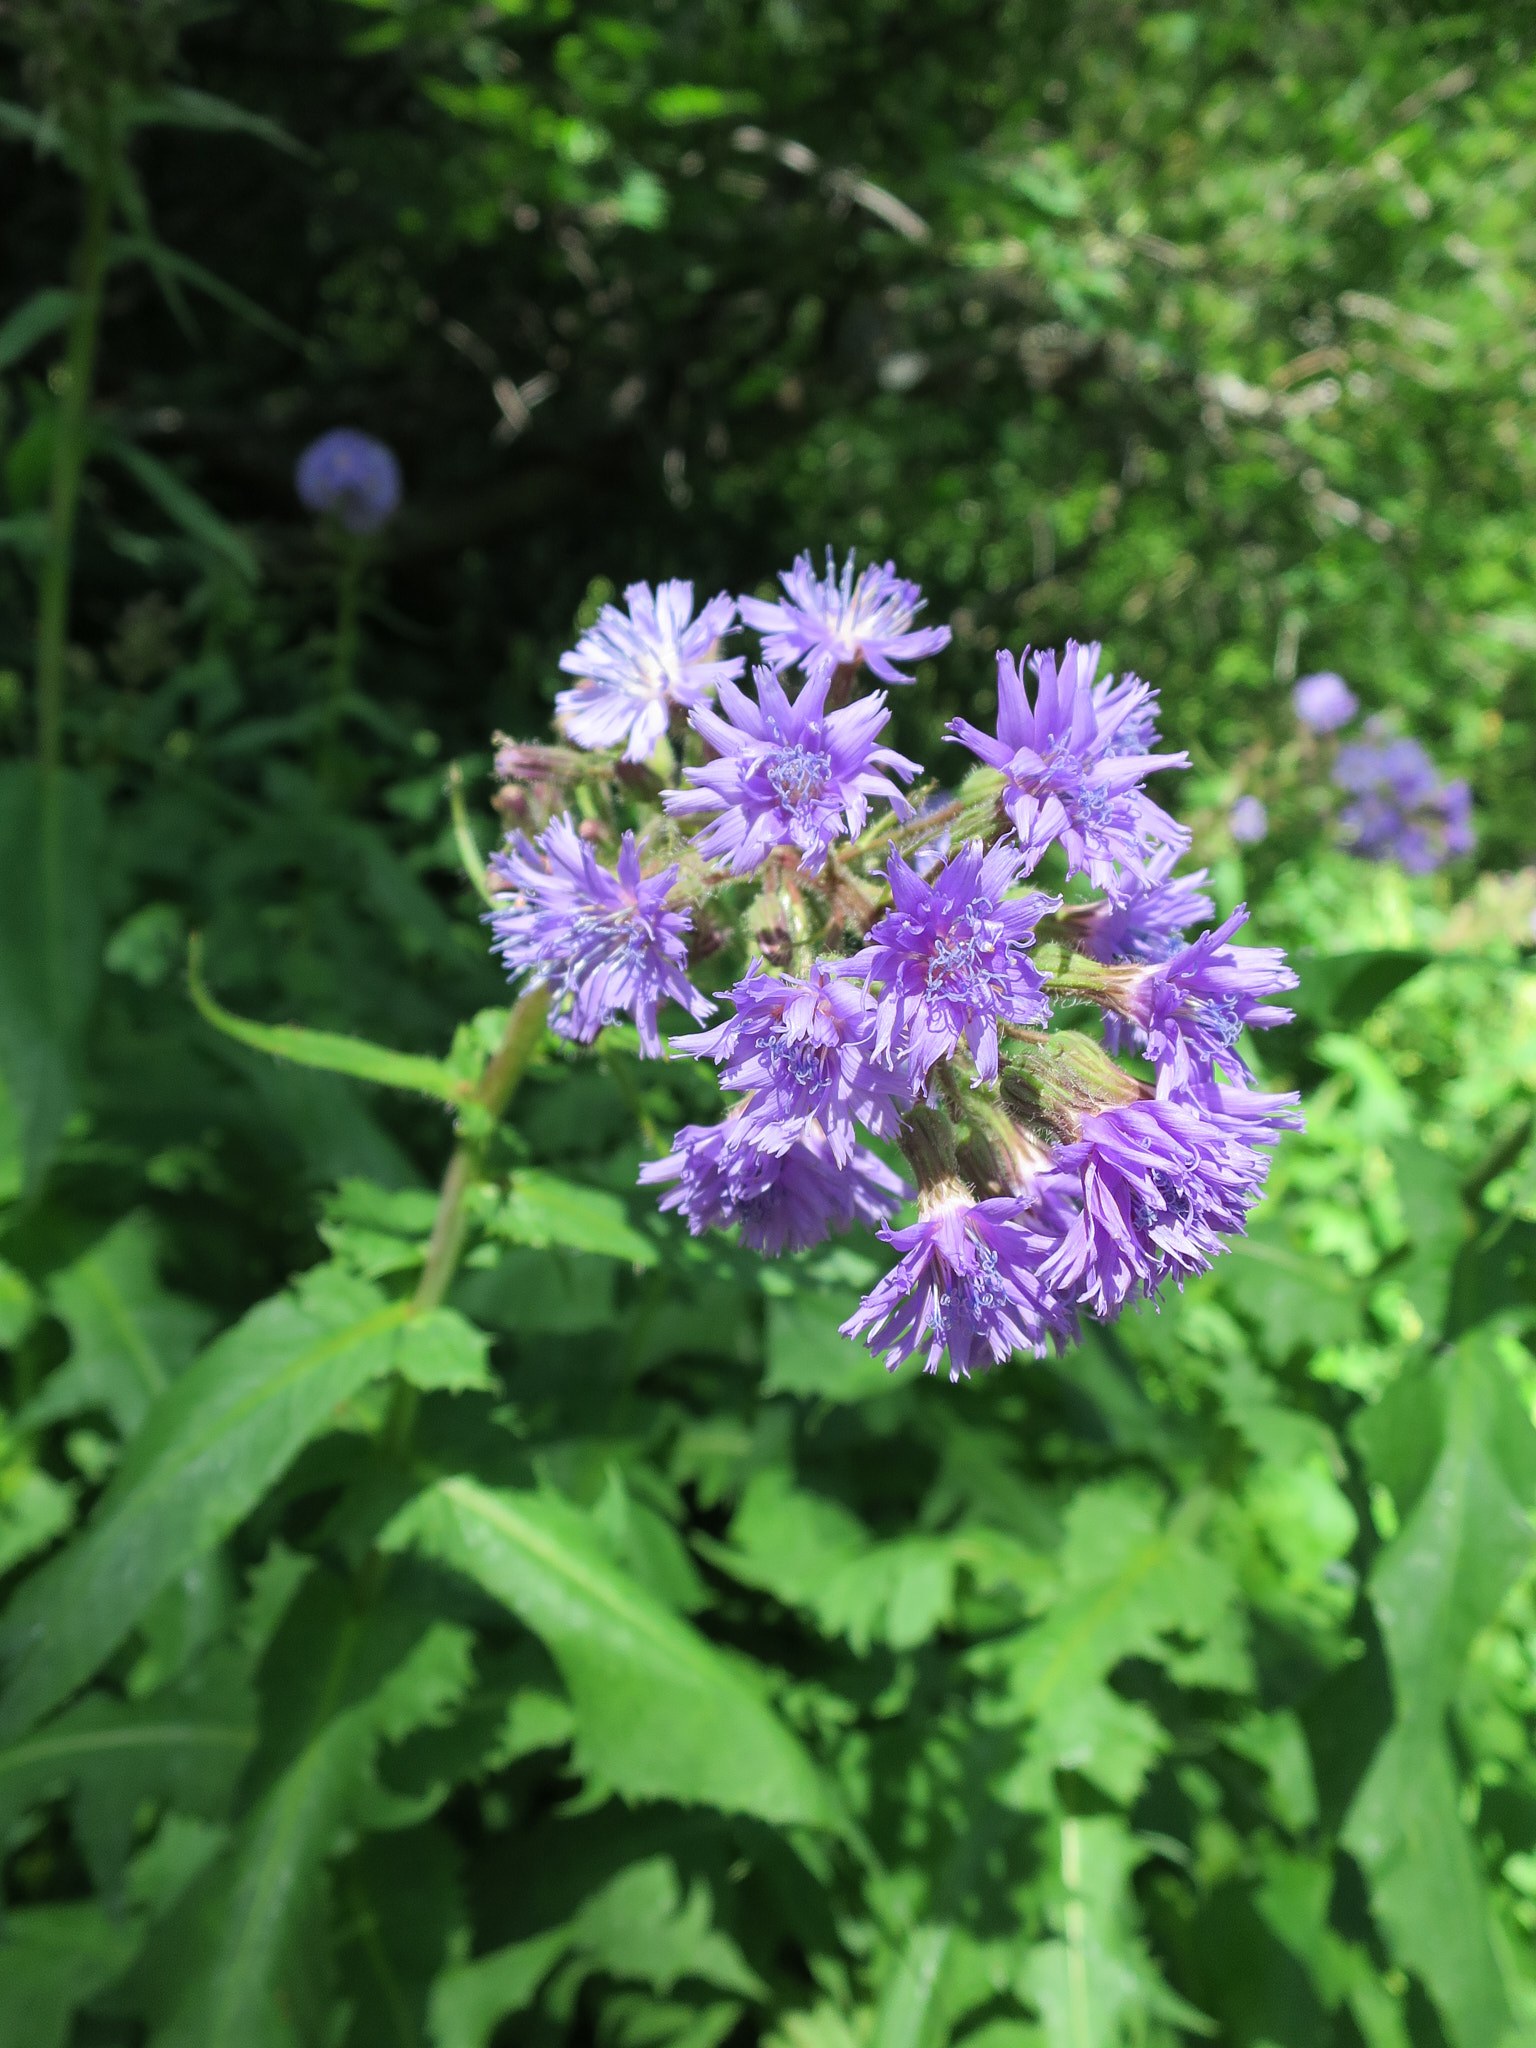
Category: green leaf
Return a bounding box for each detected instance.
[1344,1330,1536,2048]
[0,287,76,376]
[0,1267,410,1741]
[128,84,305,156]
[0,764,104,1190]
[188,934,468,1105]
[1223,1216,1361,1361]
[380,1476,835,1826]
[22,1211,215,1439]
[495,1169,658,1265]
[571,1857,765,1998]
[1287,950,1432,1031]
[100,437,260,582]
[109,236,307,350]
[394,1308,496,1394]
[763,1290,895,1402]
[0,1903,142,2048]
[429,1930,570,2048]
[0,1257,38,1347]
[0,1648,255,1894]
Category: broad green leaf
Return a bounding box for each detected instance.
[0,1648,255,1893]
[495,1168,658,1265]
[1344,1331,1536,2048]
[101,437,261,582]
[0,1267,409,1741]
[1386,1135,1466,1334]
[145,1622,472,2048]
[1286,949,1431,1030]
[336,1825,464,2048]
[868,1924,957,2048]
[429,1929,570,2048]
[0,1256,37,1346]
[0,286,76,375]
[1224,1217,1361,1361]
[22,1211,215,1439]
[0,764,104,1189]
[0,1902,142,2048]
[394,1308,496,1394]
[188,934,468,1105]
[381,1476,835,1826]
[763,1291,896,1402]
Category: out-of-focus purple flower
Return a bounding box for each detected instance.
[947,642,1189,894]
[840,1183,1066,1380]
[640,1116,907,1255]
[556,581,741,764]
[852,840,1056,1086]
[1077,849,1215,966]
[1333,729,1475,872]
[295,429,401,534]
[1039,1090,1279,1318]
[663,662,919,875]
[677,960,908,1164]
[488,814,711,1056]
[1116,906,1297,1083]
[1293,671,1358,734]
[739,549,951,684]
[1228,795,1269,845]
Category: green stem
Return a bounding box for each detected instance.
[321,537,364,789]
[381,984,551,1460]
[36,144,114,786]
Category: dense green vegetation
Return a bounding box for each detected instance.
[2,4,1535,2045]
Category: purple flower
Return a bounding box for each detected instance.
[295,429,401,534]
[640,1117,907,1255]
[556,581,742,764]
[738,549,951,684]
[1228,795,1268,845]
[488,814,712,1056]
[1293,671,1358,734]
[1091,665,1167,759]
[851,841,1056,1087]
[947,642,1189,894]
[1078,849,1215,966]
[676,960,908,1164]
[840,1185,1066,1381]
[662,662,919,876]
[1039,1089,1283,1318]
[1333,730,1474,872]
[1115,906,1297,1083]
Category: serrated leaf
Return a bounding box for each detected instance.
[336,1824,464,2048]
[23,1211,215,1439]
[0,1902,142,2048]
[188,934,467,1105]
[0,1266,409,1741]
[572,1856,765,1997]
[381,1476,835,1827]
[429,1929,570,2048]
[394,1308,496,1393]
[1344,1330,1536,2048]
[0,764,104,1188]
[0,1648,255,1894]
[0,286,76,375]
[496,1169,658,1265]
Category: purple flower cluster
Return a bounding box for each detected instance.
[488,549,1308,1386]
[1333,727,1473,874]
[295,428,401,535]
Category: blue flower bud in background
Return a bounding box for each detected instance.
[1228,794,1268,844]
[294,428,402,535]
[1292,670,1358,733]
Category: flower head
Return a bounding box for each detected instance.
[739,549,951,684]
[1038,1090,1281,1318]
[1293,671,1358,734]
[852,841,1055,1086]
[662,661,919,875]
[677,960,908,1163]
[1116,906,1296,1083]
[295,428,401,534]
[557,580,741,763]
[488,815,711,1055]
[1333,729,1474,873]
[840,1183,1066,1380]
[1077,849,1214,966]
[640,1117,907,1255]
[1228,795,1268,845]
[947,642,1189,893]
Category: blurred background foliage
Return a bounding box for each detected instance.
[2,4,1536,2047]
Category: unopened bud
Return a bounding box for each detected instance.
[1001,1031,1147,1142]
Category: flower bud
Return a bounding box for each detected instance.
[1000,1031,1148,1143]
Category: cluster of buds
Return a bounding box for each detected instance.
[487,552,1301,1383]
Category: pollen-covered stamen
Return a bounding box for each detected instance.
[766,740,833,813]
